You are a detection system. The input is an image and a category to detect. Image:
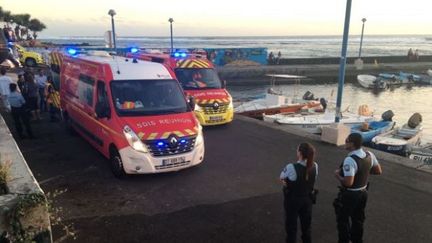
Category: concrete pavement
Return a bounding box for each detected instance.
[2,112,432,243]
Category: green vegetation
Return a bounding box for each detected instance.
[0,153,11,195]
[0,6,47,40]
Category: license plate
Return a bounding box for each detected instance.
[209,116,223,121]
[162,156,186,166]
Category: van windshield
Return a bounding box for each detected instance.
[175,68,222,90]
[110,79,190,116]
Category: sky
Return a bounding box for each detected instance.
[2,0,432,37]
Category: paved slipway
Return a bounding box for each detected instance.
[2,112,432,243]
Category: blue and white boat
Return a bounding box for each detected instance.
[371,124,422,156]
[351,121,395,144]
[398,72,422,83]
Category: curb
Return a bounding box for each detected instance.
[0,113,52,242]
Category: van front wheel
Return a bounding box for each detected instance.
[25,58,36,67]
[110,150,127,178]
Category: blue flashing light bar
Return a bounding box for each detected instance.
[130,47,139,53]
[172,52,187,58]
[157,141,164,146]
[180,139,186,144]
[67,48,77,55]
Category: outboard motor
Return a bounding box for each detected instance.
[381,110,395,121]
[302,91,315,101]
[319,98,327,112]
[408,113,422,129]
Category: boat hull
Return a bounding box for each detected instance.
[372,143,409,156]
[276,120,373,134]
[351,121,395,144]
[409,153,432,165]
[238,103,320,119]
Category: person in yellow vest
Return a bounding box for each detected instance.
[45,76,60,122]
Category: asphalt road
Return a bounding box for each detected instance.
[4,113,432,243]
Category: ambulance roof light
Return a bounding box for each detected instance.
[67,48,77,55]
[130,47,139,54]
[173,52,187,58]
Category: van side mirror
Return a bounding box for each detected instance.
[96,102,111,119]
[188,96,196,109]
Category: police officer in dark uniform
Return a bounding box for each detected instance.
[334,133,382,243]
[280,143,318,243]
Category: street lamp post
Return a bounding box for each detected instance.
[108,9,117,51]
[169,18,174,53]
[358,18,367,58]
[335,0,352,123]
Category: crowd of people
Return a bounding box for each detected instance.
[3,24,37,43]
[0,67,59,139]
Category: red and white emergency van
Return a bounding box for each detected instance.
[59,50,205,177]
[129,50,234,126]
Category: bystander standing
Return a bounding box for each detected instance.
[45,76,60,122]
[0,67,12,111]
[22,71,41,120]
[268,52,275,64]
[35,69,48,112]
[277,51,282,64]
[7,83,34,139]
[414,49,419,61]
[407,48,414,61]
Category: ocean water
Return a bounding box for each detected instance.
[40,35,432,58]
[228,82,432,143]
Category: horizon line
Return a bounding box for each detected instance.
[40,34,432,38]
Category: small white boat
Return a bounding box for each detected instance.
[409,143,432,166]
[274,110,375,134]
[427,69,432,76]
[371,124,422,156]
[372,113,423,156]
[357,75,387,89]
[234,74,321,119]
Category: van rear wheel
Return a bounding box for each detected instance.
[110,149,127,178]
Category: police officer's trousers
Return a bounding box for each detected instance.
[334,190,368,243]
[284,192,313,243]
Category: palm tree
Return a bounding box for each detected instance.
[28,18,46,40]
[1,9,13,26]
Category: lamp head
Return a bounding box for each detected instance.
[108,9,116,17]
[168,18,174,23]
[362,18,367,23]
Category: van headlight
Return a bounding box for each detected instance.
[227,100,233,109]
[195,125,204,146]
[123,125,148,153]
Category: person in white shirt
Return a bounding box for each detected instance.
[35,69,48,112]
[280,143,319,243]
[0,67,13,112]
[334,133,382,243]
